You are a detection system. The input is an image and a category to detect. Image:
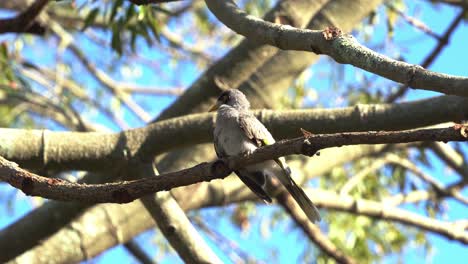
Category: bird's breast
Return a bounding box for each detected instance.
[214,120,257,156]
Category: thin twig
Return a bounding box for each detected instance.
[124,240,155,264]
[386,3,440,40]
[386,154,468,205]
[276,190,356,264]
[311,189,468,244]
[68,44,152,123]
[386,8,466,102]
[340,158,389,195]
[429,142,468,180]
[128,0,183,5]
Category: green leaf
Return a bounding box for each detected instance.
[111,23,123,55]
[144,6,161,43]
[82,8,100,31]
[109,0,124,23]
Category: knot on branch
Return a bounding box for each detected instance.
[211,159,232,179]
[112,189,134,204]
[322,26,342,40]
[21,176,34,196]
[301,139,320,157]
[454,124,468,138]
[166,224,177,235]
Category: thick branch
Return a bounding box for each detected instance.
[1,95,467,171]
[0,1,383,261]
[205,0,468,97]
[2,144,385,263]
[134,163,222,264]
[0,0,48,34]
[1,126,466,203]
[11,188,468,264]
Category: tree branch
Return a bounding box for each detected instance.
[429,142,468,180]
[134,163,222,263]
[430,0,468,8]
[68,44,152,123]
[124,240,155,264]
[385,154,468,205]
[313,190,468,244]
[0,0,48,34]
[204,0,468,98]
[0,1,385,261]
[386,8,466,102]
[10,187,467,264]
[276,190,356,264]
[1,126,466,203]
[128,0,183,6]
[1,95,467,171]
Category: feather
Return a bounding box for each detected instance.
[274,160,321,223]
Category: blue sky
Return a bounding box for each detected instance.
[1,1,467,263]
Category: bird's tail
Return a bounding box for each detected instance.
[274,158,321,223]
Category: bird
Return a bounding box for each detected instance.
[210,89,321,223]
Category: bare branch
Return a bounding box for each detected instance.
[430,0,468,8]
[383,180,466,206]
[340,158,389,195]
[205,0,468,97]
[1,126,466,203]
[0,2,379,261]
[124,240,155,264]
[192,216,261,263]
[1,95,467,171]
[10,188,468,264]
[68,44,152,123]
[19,65,130,129]
[386,8,466,102]
[128,0,183,6]
[314,190,468,244]
[119,85,184,96]
[385,154,468,205]
[430,142,468,180]
[385,3,440,40]
[0,0,48,34]
[135,163,222,264]
[0,144,386,263]
[276,190,356,264]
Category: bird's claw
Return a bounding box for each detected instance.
[241,150,255,157]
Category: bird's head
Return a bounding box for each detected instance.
[209,89,250,112]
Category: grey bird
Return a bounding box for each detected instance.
[210,89,321,223]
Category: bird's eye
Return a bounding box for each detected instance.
[220,94,228,102]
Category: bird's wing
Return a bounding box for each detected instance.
[235,169,272,203]
[238,112,275,147]
[213,132,227,158]
[236,112,275,203]
[238,112,321,222]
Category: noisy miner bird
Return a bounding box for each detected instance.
[210,89,321,223]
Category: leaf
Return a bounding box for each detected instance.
[111,29,122,55]
[109,0,124,23]
[82,8,100,31]
[144,6,161,43]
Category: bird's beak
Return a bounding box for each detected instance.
[209,102,219,112]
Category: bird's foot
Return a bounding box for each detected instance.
[240,149,255,157]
